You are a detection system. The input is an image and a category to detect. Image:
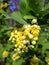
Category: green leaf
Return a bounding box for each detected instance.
[0,25,13,34]
[23,15,35,20]
[37,26,49,56]
[39,60,45,65]
[11,11,27,24]
[1,11,10,19]
[12,58,24,65]
[20,0,29,15]
[38,0,45,11]
[38,11,49,19]
[0,44,5,58]
[44,3,49,10]
[5,41,14,50]
[28,0,45,13]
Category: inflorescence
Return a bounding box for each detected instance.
[8,19,41,61]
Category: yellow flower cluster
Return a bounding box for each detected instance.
[0,2,8,13]
[45,57,49,65]
[9,19,41,61]
[12,54,20,61]
[30,55,40,65]
[2,50,9,58]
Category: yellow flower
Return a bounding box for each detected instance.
[23,40,29,44]
[37,26,41,30]
[17,32,22,37]
[0,4,3,8]
[23,29,29,36]
[48,62,49,65]
[29,45,34,48]
[31,41,36,45]
[2,51,9,58]
[14,48,17,51]
[31,25,40,31]
[16,48,22,54]
[31,19,37,24]
[12,38,15,41]
[32,30,39,37]
[12,54,20,61]
[33,37,38,41]
[28,33,33,39]
[31,25,41,31]
[3,3,8,7]
[21,35,26,40]
[15,44,17,47]
[16,41,22,46]
[10,32,14,37]
[30,55,40,65]
[23,40,27,44]
[45,57,49,65]
[23,25,28,29]
[45,57,49,61]
[14,29,17,34]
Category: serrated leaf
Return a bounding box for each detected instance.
[11,11,27,24]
